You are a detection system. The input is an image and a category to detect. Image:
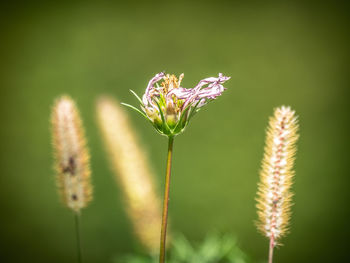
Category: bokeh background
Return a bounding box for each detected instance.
[0,0,349,262]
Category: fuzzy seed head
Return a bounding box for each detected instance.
[256,106,299,246]
[51,96,92,212]
[97,96,163,253]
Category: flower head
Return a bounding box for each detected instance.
[256,106,299,246]
[51,96,93,212]
[123,72,230,136]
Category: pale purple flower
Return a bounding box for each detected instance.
[181,73,229,109]
[142,72,165,107]
[124,72,230,136]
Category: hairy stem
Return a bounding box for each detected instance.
[74,212,83,263]
[159,136,174,263]
[268,237,274,263]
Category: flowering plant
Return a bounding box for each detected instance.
[122,72,230,137]
[123,72,230,263]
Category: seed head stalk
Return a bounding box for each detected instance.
[159,136,174,263]
[74,213,83,263]
[256,106,299,263]
[51,96,92,263]
[268,237,274,263]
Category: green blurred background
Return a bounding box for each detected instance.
[0,0,349,262]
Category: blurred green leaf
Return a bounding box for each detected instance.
[116,233,250,263]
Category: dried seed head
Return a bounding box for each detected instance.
[256,106,299,246]
[51,96,92,212]
[96,96,162,253]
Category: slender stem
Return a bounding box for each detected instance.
[159,136,174,263]
[268,237,274,263]
[74,212,83,263]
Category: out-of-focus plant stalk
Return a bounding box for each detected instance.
[74,213,82,263]
[51,95,92,263]
[96,96,162,253]
[159,136,174,263]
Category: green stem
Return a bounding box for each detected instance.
[159,136,174,263]
[74,212,83,263]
